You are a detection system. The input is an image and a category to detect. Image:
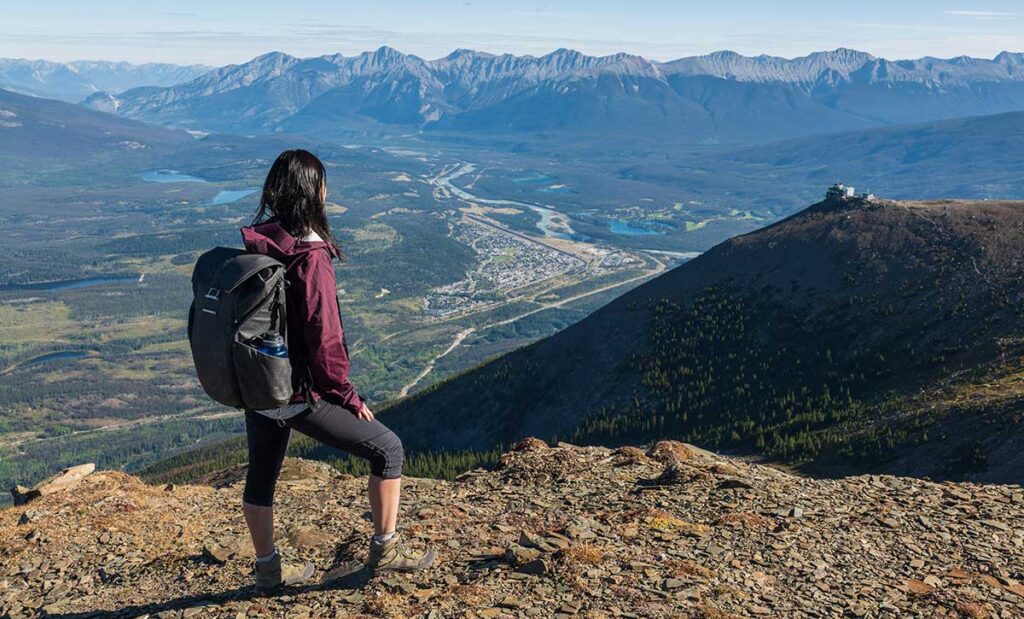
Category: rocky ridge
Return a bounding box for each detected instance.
[87,47,1024,140]
[2,440,1022,618]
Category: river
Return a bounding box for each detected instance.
[433,163,575,240]
[24,351,91,366]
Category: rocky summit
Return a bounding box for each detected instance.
[2,441,1023,618]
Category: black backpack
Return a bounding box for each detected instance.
[187,247,293,410]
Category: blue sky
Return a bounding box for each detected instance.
[3,0,1022,65]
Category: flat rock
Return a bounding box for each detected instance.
[11,464,95,505]
[201,544,232,564]
[503,544,541,565]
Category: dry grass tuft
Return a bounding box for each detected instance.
[557,543,609,566]
[715,512,772,530]
[669,560,716,580]
[645,509,711,536]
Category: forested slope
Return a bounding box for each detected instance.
[381,197,1024,482]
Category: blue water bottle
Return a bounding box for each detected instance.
[254,332,288,358]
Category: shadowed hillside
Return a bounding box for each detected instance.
[380,197,1024,483]
[0,88,192,185]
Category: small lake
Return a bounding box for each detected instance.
[608,220,672,236]
[211,189,258,205]
[0,275,139,292]
[24,351,91,366]
[143,171,257,205]
[142,169,209,183]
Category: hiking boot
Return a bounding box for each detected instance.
[254,551,315,592]
[367,532,437,573]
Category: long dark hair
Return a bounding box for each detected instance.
[253,149,340,255]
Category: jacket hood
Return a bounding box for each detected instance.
[241,221,338,261]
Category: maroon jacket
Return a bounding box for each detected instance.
[241,221,364,414]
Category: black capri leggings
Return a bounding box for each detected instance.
[243,401,404,507]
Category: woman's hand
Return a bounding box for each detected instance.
[356,402,375,422]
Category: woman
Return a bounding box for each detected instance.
[240,149,435,592]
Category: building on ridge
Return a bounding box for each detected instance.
[826,183,856,200]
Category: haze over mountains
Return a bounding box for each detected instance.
[665,109,1024,206]
[82,47,1024,145]
[0,58,209,103]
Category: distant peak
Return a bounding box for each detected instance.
[253,51,294,62]
[605,51,646,63]
[373,45,405,58]
[446,48,480,59]
[811,48,875,62]
[355,46,417,67]
[950,54,977,66]
[832,47,871,55]
[544,48,583,60]
[994,51,1024,64]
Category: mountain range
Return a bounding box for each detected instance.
[0,58,209,103]
[83,47,1024,144]
[379,195,1024,484]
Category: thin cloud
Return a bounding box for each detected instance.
[3,13,1023,66]
[944,10,1020,18]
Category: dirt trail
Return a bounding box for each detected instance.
[397,327,475,398]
